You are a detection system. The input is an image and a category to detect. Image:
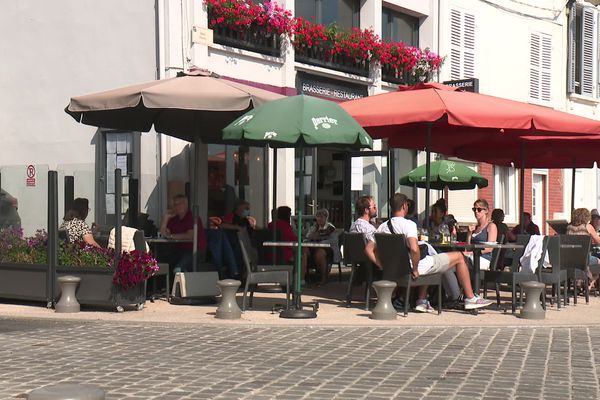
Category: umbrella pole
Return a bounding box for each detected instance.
[272,147,277,262]
[424,123,432,229]
[280,147,317,319]
[519,144,525,235]
[571,165,576,213]
[192,138,200,272]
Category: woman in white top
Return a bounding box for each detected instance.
[465,199,497,270]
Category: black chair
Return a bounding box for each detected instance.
[238,231,290,311]
[560,234,592,305]
[538,235,567,309]
[343,232,375,310]
[375,233,442,316]
[482,234,531,313]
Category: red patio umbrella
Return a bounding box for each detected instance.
[341,83,600,225]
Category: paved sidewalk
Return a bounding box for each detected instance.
[0,319,599,399]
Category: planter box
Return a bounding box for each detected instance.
[0,263,50,303]
[56,266,146,311]
[295,45,370,77]
[211,24,282,57]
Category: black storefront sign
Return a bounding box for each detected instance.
[443,78,479,93]
[296,72,368,101]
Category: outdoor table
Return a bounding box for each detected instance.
[262,241,331,317]
[432,242,524,296]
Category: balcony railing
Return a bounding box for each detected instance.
[381,65,430,85]
[294,44,370,77]
[211,25,283,57]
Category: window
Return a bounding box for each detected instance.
[382,8,419,46]
[449,8,475,80]
[568,3,597,97]
[529,32,552,103]
[295,0,360,29]
[494,166,518,223]
[103,132,138,225]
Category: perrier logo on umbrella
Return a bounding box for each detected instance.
[311,116,338,130]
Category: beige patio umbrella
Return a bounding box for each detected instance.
[65,68,284,143]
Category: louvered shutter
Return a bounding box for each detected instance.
[530,33,540,100]
[463,13,476,78]
[567,2,576,93]
[449,9,476,80]
[581,7,595,97]
[540,34,551,102]
[450,9,462,80]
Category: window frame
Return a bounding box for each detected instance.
[295,0,360,29]
[381,7,420,46]
[494,166,519,224]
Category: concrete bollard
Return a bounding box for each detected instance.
[370,280,397,320]
[55,276,81,313]
[28,383,105,400]
[216,279,242,319]
[520,281,545,320]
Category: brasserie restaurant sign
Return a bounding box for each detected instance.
[297,73,368,101]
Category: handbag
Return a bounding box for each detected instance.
[387,219,428,260]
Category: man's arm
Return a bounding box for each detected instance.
[364,240,381,269]
[170,229,194,240]
[406,236,421,278]
[159,212,173,237]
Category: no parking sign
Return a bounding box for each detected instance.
[26,165,36,187]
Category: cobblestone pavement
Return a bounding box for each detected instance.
[1,318,599,400]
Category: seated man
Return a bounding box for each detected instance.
[365,193,493,313]
[511,212,540,235]
[221,199,257,233]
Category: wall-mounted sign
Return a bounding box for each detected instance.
[443,78,479,93]
[192,26,213,45]
[26,164,36,187]
[296,72,368,102]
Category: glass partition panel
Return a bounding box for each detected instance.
[0,164,49,237]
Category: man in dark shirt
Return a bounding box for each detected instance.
[511,212,541,235]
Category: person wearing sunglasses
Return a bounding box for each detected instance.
[465,199,498,270]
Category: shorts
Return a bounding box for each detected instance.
[418,253,451,275]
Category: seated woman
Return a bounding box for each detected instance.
[302,209,336,285]
[465,199,497,271]
[266,206,297,265]
[566,208,600,289]
[60,198,101,248]
[491,208,516,242]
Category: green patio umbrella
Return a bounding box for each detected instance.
[223,94,372,319]
[399,160,488,190]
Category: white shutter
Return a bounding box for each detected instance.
[581,7,595,97]
[463,13,476,78]
[530,32,552,102]
[449,9,476,80]
[567,2,576,93]
[450,9,462,80]
[529,33,541,101]
[540,34,552,102]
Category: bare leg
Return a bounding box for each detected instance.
[447,252,475,298]
[314,249,328,284]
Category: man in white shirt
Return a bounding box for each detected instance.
[366,193,493,312]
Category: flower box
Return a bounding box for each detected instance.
[295,45,370,77]
[0,263,50,304]
[56,266,146,312]
[212,25,282,57]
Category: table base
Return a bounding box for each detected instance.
[280,307,317,319]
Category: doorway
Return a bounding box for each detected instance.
[532,173,546,234]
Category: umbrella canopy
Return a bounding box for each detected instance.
[65,69,284,143]
[399,160,488,190]
[341,82,600,155]
[223,94,372,149]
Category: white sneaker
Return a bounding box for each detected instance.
[415,299,437,313]
[464,295,493,310]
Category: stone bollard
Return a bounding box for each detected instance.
[370,280,397,320]
[55,276,81,313]
[28,383,105,400]
[520,281,545,320]
[216,279,242,319]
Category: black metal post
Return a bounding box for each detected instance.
[192,138,200,271]
[47,171,58,307]
[129,178,139,228]
[114,168,122,267]
[64,176,74,216]
[424,123,432,229]
[571,166,576,213]
[519,144,525,234]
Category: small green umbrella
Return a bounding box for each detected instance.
[223,94,372,318]
[399,160,488,190]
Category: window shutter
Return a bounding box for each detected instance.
[567,2,576,93]
[581,7,595,97]
[529,33,540,100]
[463,13,476,78]
[540,34,552,102]
[449,9,476,80]
[450,9,462,80]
